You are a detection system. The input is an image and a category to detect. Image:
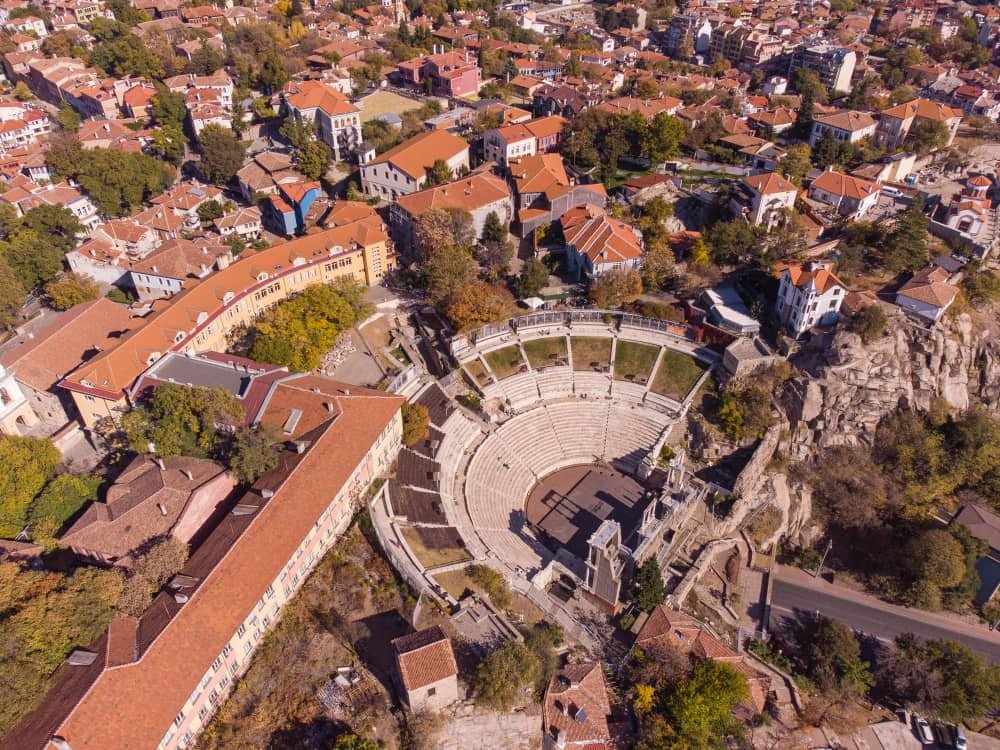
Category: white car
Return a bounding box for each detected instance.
[913,716,934,745]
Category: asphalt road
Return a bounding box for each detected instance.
[769,569,1000,663]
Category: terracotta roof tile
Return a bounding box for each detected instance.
[392,626,458,691]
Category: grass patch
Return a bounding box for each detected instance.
[433,568,477,599]
[357,90,423,123]
[400,527,472,569]
[464,357,492,386]
[484,345,525,380]
[613,341,660,383]
[522,337,567,369]
[571,337,612,371]
[390,346,410,365]
[650,349,707,400]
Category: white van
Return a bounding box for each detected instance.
[954,724,968,750]
[881,185,903,198]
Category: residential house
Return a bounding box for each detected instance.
[729,172,798,228]
[390,171,513,255]
[266,181,323,236]
[59,218,395,427]
[634,606,771,713]
[391,626,460,712]
[61,454,236,566]
[541,663,614,750]
[875,98,963,151]
[807,169,880,220]
[236,151,301,204]
[509,153,606,234]
[561,205,644,279]
[0,298,139,436]
[951,504,1000,606]
[4,379,404,750]
[894,264,958,322]
[214,206,263,243]
[775,261,847,336]
[808,110,877,147]
[482,115,568,166]
[595,95,683,120]
[126,239,234,300]
[397,50,481,98]
[359,130,470,201]
[282,80,362,162]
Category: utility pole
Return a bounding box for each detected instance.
[814,538,832,579]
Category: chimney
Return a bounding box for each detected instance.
[156,502,168,516]
[181,469,193,480]
[155,457,166,470]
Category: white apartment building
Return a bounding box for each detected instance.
[775,261,847,335]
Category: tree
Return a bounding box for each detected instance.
[909,119,950,155]
[56,104,80,132]
[705,219,757,266]
[44,274,100,310]
[813,130,840,169]
[802,616,873,694]
[850,303,887,344]
[689,236,711,266]
[903,529,966,608]
[108,0,149,25]
[468,563,512,608]
[780,144,812,187]
[481,211,505,243]
[634,558,665,610]
[0,435,60,532]
[424,244,478,309]
[883,196,928,273]
[589,269,642,308]
[474,641,541,711]
[476,237,515,280]
[198,125,247,184]
[118,537,189,617]
[188,41,224,76]
[150,85,188,130]
[149,124,186,165]
[0,257,25,330]
[123,384,243,459]
[89,22,164,79]
[401,401,430,447]
[297,140,331,181]
[331,735,378,750]
[416,208,474,258]
[517,257,549,298]
[962,269,1000,306]
[12,81,32,101]
[196,200,224,223]
[565,52,582,77]
[664,660,749,745]
[28,474,101,531]
[717,386,772,441]
[643,112,684,163]
[426,158,454,186]
[250,284,357,372]
[808,446,886,529]
[641,238,677,291]
[446,282,515,331]
[229,425,281,483]
[279,118,314,150]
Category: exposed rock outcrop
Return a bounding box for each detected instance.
[781,313,1000,459]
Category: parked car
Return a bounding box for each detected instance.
[953,724,968,750]
[934,723,953,746]
[912,716,934,745]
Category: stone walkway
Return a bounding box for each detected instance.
[427,702,540,750]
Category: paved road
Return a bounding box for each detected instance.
[769,566,1000,663]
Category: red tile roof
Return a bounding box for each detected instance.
[391,626,458,691]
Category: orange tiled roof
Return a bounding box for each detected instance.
[561,205,643,265]
[780,263,845,295]
[542,662,613,749]
[391,626,458,691]
[811,169,879,200]
[395,172,510,218]
[367,130,468,180]
[744,172,797,196]
[880,97,962,122]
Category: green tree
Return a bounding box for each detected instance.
[634,558,666,610]
[12,81,32,101]
[424,244,478,309]
[297,139,331,180]
[56,104,81,132]
[474,641,541,711]
[198,125,247,184]
[108,0,149,24]
[909,119,950,155]
[401,401,430,446]
[229,425,281,483]
[188,41,224,76]
[249,286,355,371]
[149,124,186,165]
[89,21,164,79]
[481,211,505,243]
[44,274,100,310]
[717,386,772,441]
[0,256,26,330]
[883,196,928,273]
[813,130,840,168]
[331,735,378,750]
[664,660,749,745]
[150,85,188,130]
[427,158,454,186]
[643,111,684,163]
[705,219,757,266]
[849,303,888,344]
[803,616,873,693]
[517,257,549,298]
[641,237,677,291]
[0,436,60,533]
[196,199,224,223]
[29,474,102,532]
[962,269,1000,305]
[123,383,243,458]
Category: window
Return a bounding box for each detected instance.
[237,624,246,638]
[427,687,436,696]
[198,707,208,722]
[174,712,185,728]
[222,644,232,658]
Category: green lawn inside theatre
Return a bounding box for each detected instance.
[613,341,660,383]
[571,337,613,371]
[650,349,708,400]
[484,345,525,380]
[522,337,567,369]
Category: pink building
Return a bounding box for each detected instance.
[397,50,481,98]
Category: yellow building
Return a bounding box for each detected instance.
[59,212,395,427]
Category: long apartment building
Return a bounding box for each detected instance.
[58,212,395,428]
[4,378,404,750]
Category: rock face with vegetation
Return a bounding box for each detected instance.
[781,313,1000,460]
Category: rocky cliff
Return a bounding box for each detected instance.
[781,312,1000,460]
